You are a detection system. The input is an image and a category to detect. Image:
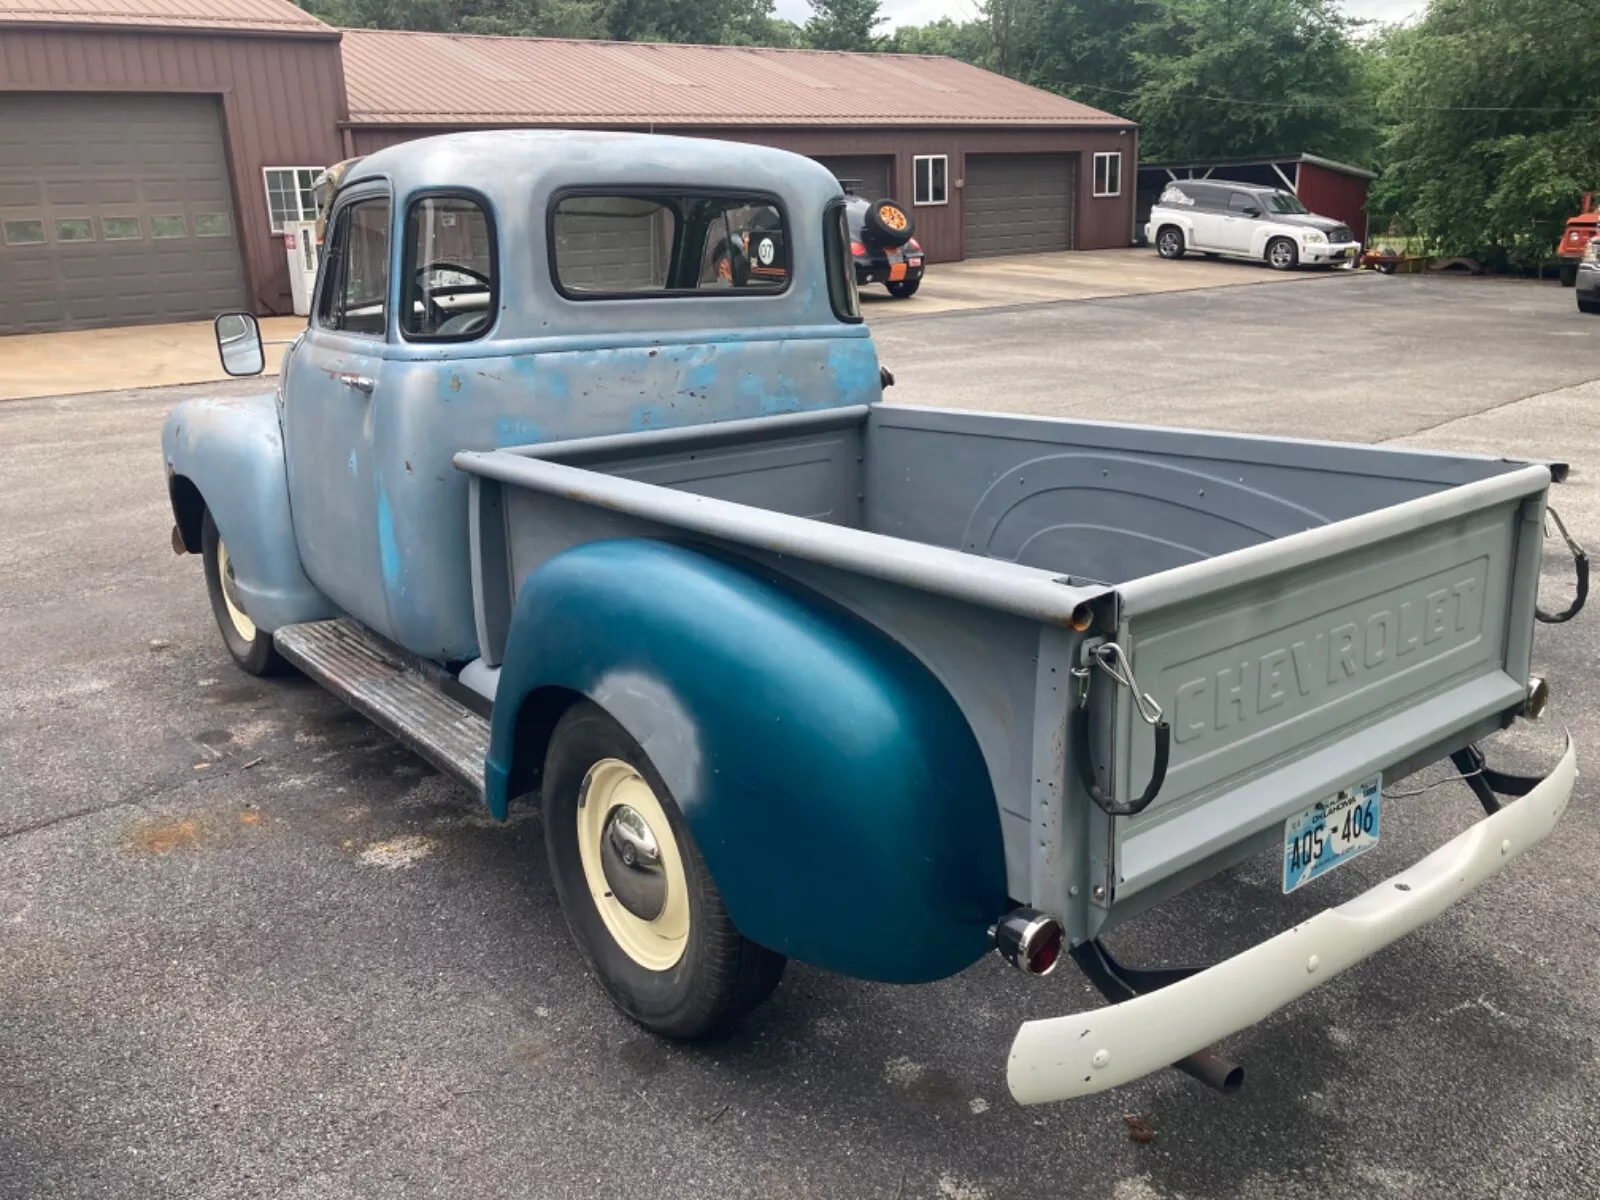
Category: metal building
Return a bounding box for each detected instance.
[0,0,1137,333]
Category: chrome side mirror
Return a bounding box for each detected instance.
[215,312,265,377]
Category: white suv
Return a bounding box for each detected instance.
[1145,180,1362,270]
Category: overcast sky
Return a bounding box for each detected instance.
[774,0,1424,34]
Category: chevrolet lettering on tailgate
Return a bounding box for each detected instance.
[1170,564,1485,745]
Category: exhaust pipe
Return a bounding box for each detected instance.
[1174,1045,1244,1094]
[990,908,1065,976]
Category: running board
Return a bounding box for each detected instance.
[273,619,488,799]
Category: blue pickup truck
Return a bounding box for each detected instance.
[163,130,1581,1105]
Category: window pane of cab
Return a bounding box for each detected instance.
[551,191,788,297]
[404,195,496,340]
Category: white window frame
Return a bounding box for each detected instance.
[263,166,324,234]
[1093,152,1122,198]
[913,155,949,207]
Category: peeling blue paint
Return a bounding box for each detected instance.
[347,451,358,477]
[496,417,542,445]
[376,490,402,594]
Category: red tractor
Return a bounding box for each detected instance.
[1558,192,1597,286]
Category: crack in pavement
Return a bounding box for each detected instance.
[1382,372,1600,444]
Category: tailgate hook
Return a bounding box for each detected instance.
[1075,641,1172,818]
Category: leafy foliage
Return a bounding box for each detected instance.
[1370,0,1600,265]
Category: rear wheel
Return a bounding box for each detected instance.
[201,510,287,676]
[886,278,921,299]
[1267,237,1299,271]
[1579,297,1600,315]
[1156,226,1185,259]
[542,702,786,1038]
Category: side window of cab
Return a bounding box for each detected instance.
[402,193,497,341]
[315,197,391,337]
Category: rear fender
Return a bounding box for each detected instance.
[486,538,1008,984]
[162,393,335,633]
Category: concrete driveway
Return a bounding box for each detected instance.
[863,246,1330,320]
[3,273,1598,1200]
[0,249,1312,401]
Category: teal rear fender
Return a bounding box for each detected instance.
[485,539,1008,984]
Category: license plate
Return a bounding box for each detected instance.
[907,256,923,267]
[1282,775,1381,893]
[1342,247,1357,258]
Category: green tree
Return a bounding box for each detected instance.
[804,0,885,50]
[1130,0,1376,162]
[1373,0,1600,266]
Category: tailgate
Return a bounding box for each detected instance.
[1097,464,1552,909]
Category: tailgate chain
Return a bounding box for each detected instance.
[1536,505,1588,624]
[1073,642,1172,818]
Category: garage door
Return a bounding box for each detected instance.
[0,93,247,334]
[812,156,894,202]
[962,154,1076,258]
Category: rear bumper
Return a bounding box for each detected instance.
[1006,736,1576,1104]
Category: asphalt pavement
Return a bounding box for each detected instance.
[3,270,1599,1200]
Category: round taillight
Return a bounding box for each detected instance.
[850,241,867,257]
[1025,922,1063,975]
[907,237,921,252]
[990,908,1065,977]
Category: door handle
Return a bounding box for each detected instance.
[337,373,375,395]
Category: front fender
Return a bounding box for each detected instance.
[162,393,335,633]
[487,539,1008,984]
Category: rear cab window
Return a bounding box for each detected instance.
[550,190,789,297]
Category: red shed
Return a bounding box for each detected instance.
[1136,153,1376,244]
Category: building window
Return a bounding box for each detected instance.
[1093,152,1122,198]
[103,216,142,240]
[195,213,232,238]
[264,167,323,234]
[913,155,948,207]
[3,219,45,245]
[151,216,187,239]
[55,218,95,243]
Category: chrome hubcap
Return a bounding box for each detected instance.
[599,803,666,921]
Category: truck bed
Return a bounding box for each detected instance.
[456,403,1554,938]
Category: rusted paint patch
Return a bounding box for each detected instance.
[127,818,205,854]
[239,811,262,826]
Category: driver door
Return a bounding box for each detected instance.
[281,187,392,635]
[1219,191,1261,253]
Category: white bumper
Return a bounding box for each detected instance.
[1304,239,1363,264]
[1007,737,1576,1104]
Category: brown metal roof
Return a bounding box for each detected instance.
[0,0,335,36]
[340,30,1131,128]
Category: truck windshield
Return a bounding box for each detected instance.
[1266,193,1309,214]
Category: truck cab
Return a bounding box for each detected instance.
[168,130,879,666]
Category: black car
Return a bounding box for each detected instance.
[844,196,924,299]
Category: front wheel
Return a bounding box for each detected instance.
[201,510,286,676]
[886,278,921,299]
[1559,263,1578,288]
[1267,238,1299,271]
[542,702,786,1038]
[1579,297,1600,315]
[1156,226,1185,259]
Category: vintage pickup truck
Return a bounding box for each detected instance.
[164,130,1584,1105]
